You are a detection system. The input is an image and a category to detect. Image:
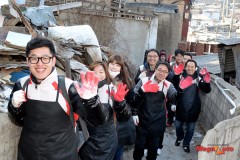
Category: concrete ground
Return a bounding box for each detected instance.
[123,122,204,160]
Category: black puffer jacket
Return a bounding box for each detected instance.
[8,75,107,127]
[173,70,211,122]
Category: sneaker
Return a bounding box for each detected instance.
[144,149,147,157]
[157,149,162,156]
[175,139,181,146]
[166,122,172,127]
[183,146,190,153]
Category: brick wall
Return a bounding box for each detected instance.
[195,43,204,55]
[178,41,187,51]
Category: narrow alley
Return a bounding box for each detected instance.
[124,123,204,160]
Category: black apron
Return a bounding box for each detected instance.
[138,83,166,137]
[18,84,78,160]
[79,103,118,160]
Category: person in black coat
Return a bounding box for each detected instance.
[107,54,136,160]
[172,59,211,153]
[132,61,177,160]
[8,38,108,160]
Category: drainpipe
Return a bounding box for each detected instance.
[181,0,191,42]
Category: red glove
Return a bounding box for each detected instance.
[142,80,159,92]
[179,76,193,89]
[75,71,99,99]
[173,63,184,75]
[112,83,129,102]
[200,67,211,83]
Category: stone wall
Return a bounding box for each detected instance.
[199,74,240,131]
[0,113,21,160]
[198,74,240,159]
[198,115,240,160]
[157,12,182,54]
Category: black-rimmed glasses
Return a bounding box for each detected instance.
[28,57,54,64]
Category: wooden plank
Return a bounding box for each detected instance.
[0,15,5,27]
[4,31,31,50]
[64,58,72,79]
[0,26,27,42]
[3,17,20,26]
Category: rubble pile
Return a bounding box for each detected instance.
[0,0,113,113]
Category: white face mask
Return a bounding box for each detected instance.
[108,70,120,79]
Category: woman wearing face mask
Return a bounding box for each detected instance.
[107,54,136,160]
[79,61,130,160]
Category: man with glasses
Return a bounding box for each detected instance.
[135,49,159,84]
[8,37,108,160]
[132,61,177,160]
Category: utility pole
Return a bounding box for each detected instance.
[230,0,235,37]
[221,0,226,22]
[181,0,191,42]
[226,0,229,17]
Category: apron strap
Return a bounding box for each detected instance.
[56,79,60,102]
[162,80,165,92]
[58,75,74,127]
[58,75,89,141]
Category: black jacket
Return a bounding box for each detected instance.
[173,70,211,122]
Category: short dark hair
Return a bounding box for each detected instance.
[146,49,159,57]
[174,49,185,56]
[26,37,56,57]
[185,59,197,68]
[159,49,166,53]
[155,61,171,72]
[89,61,112,84]
[184,52,192,59]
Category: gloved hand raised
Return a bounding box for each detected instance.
[132,115,139,126]
[173,63,184,75]
[199,67,211,83]
[75,71,99,99]
[12,90,26,108]
[171,105,176,112]
[179,76,193,89]
[142,80,159,93]
[112,83,129,102]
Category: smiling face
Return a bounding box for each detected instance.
[185,61,196,75]
[175,53,184,64]
[108,60,121,72]
[147,51,159,66]
[93,64,106,81]
[183,55,192,64]
[154,64,169,82]
[27,47,56,82]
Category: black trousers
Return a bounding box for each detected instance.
[166,101,175,124]
[133,133,161,160]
